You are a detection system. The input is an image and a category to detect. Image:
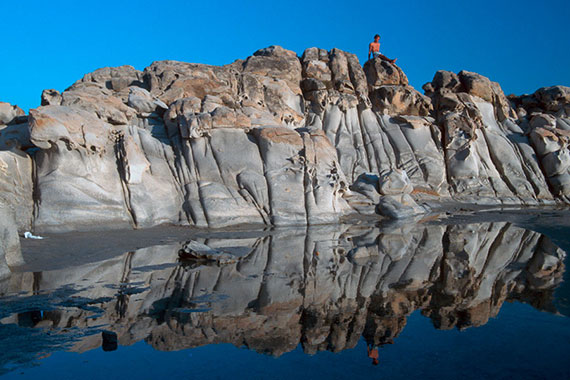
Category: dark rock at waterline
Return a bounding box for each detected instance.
[102,331,118,352]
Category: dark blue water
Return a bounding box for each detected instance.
[1,216,569,379]
[5,303,569,380]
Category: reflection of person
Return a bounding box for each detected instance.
[367,344,379,366]
[368,34,397,63]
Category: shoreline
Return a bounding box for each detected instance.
[14,206,570,274]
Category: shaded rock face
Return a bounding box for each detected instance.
[0,204,21,280]
[423,70,554,204]
[0,151,33,231]
[0,222,565,361]
[0,102,30,152]
[509,86,570,200]
[1,46,570,231]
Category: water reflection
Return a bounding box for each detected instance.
[0,221,566,373]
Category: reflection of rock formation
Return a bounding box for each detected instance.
[0,222,566,366]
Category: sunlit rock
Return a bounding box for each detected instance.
[0,46,567,231]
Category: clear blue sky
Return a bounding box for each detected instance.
[2,0,569,112]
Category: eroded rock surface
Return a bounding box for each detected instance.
[510,86,570,200]
[423,71,553,204]
[0,150,33,231]
[1,46,570,231]
[0,204,22,280]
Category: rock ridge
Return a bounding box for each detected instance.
[1,45,569,232]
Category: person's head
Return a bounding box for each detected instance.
[374,34,380,42]
[372,358,379,366]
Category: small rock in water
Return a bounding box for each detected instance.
[178,240,240,264]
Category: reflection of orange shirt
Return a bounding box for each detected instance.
[367,346,379,359]
[369,42,380,54]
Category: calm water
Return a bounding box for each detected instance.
[1,215,569,379]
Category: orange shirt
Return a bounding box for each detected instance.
[367,346,379,359]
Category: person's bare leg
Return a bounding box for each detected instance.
[378,53,397,64]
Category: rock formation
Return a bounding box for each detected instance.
[0,221,565,369]
[1,46,570,231]
[509,86,570,200]
[0,204,21,280]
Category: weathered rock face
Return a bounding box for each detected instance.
[40,89,62,106]
[301,49,447,200]
[352,169,425,218]
[424,70,554,204]
[29,106,135,230]
[21,46,349,231]
[0,150,33,231]
[0,102,30,152]
[0,222,565,359]
[364,58,432,117]
[0,204,22,280]
[1,46,570,231]
[509,86,570,200]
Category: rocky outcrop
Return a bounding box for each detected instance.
[1,46,570,231]
[509,86,570,200]
[19,46,352,231]
[364,57,432,117]
[0,100,31,152]
[300,47,445,200]
[0,102,25,125]
[352,169,426,218]
[0,221,565,363]
[423,70,553,204]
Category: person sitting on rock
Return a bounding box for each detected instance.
[368,34,397,63]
